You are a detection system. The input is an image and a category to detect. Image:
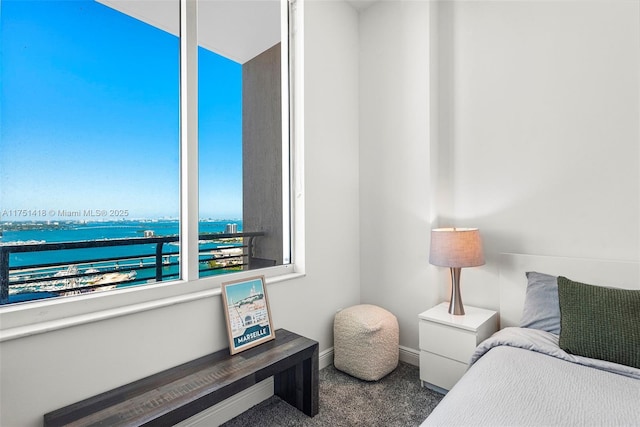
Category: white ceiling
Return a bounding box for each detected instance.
[97,0,280,64]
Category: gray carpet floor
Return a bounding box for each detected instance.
[221,362,444,426]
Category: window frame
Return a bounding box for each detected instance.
[0,0,304,341]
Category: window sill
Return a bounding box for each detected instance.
[0,270,304,343]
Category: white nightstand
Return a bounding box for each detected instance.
[419,302,498,393]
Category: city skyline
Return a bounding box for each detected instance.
[1,0,243,221]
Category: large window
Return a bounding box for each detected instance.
[197,0,290,277]
[0,0,292,306]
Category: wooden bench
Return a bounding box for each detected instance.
[44,329,319,426]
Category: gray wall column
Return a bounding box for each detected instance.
[242,43,283,268]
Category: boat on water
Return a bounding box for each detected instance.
[60,271,137,296]
[9,265,137,296]
[90,271,137,286]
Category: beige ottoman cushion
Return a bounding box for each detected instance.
[333,304,399,381]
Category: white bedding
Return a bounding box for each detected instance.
[472,327,640,380]
[422,328,640,426]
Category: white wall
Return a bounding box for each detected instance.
[2,1,639,424]
[359,0,441,351]
[359,0,640,350]
[0,2,360,426]
[437,0,640,306]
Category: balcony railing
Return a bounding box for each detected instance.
[0,232,265,305]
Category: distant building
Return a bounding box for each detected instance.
[225,223,238,234]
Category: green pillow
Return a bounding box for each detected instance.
[557,276,640,369]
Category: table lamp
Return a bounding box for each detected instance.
[429,228,485,315]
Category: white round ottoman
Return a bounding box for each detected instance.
[333,304,399,381]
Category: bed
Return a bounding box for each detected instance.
[422,253,640,426]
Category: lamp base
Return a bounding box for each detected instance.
[448,267,465,315]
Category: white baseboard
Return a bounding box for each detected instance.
[323,346,418,367]
[320,346,419,368]
[175,377,275,427]
[399,345,420,366]
[177,347,335,427]
[319,346,334,369]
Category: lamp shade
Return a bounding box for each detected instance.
[429,228,485,268]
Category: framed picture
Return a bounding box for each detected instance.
[221,275,275,354]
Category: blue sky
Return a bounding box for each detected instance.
[224,277,265,306]
[1,0,242,220]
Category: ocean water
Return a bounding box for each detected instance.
[1,219,243,303]
[2,219,242,264]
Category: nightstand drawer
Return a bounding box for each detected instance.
[418,304,498,392]
[420,351,467,391]
[419,320,478,363]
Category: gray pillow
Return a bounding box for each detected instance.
[520,271,561,335]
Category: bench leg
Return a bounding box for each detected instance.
[274,346,319,417]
